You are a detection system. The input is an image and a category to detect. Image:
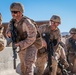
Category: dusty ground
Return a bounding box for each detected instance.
[0,47,20,75]
[0,37,68,75]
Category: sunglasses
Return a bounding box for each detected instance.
[11,11,19,14]
[51,21,59,24]
[70,33,76,34]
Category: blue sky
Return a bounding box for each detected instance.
[0,0,76,32]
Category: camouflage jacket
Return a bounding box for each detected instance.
[66,37,76,54]
[38,24,61,43]
[38,24,67,62]
[0,26,6,51]
[6,17,37,50]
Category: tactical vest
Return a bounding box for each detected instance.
[50,28,61,40]
[69,38,76,51]
[39,24,61,47]
[41,25,61,39]
[13,16,42,49]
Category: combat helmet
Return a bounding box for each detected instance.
[0,13,2,21]
[69,28,76,34]
[50,15,61,24]
[10,2,24,13]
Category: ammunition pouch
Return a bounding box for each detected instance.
[16,31,27,42]
[38,47,47,54]
[34,37,42,49]
[33,30,43,49]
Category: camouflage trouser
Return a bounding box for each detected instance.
[50,58,58,75]
[73,59,76,73]
[35,47,58,75]
[68,54,76,73]
[35,48,47,75]
[42,58,58,75]
[18,45,38,75]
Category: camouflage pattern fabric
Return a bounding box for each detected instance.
[66,37,76,74]
[6,17,38,75]
[35,24,68,75]
[0,27,6,51]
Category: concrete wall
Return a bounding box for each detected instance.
[0,47,20,75]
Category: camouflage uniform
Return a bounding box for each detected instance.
[35,38,47,75]
[6,2,38,75]
[36,15,69,75]
[66,28,76,74]
[0,13,6,51]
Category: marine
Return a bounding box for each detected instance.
[35,15,69,75]
[0,13,6,52]
[66,28,76,75]
[6,2,40,75]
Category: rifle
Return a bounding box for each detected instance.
[42,32,54,72]
[58,61,69,75]
[10,19,17,69]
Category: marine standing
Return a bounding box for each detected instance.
[6,2,38,75]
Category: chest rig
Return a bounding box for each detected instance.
[13,17,28,42]
[69,38,76,51]
[12,16,42,49]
